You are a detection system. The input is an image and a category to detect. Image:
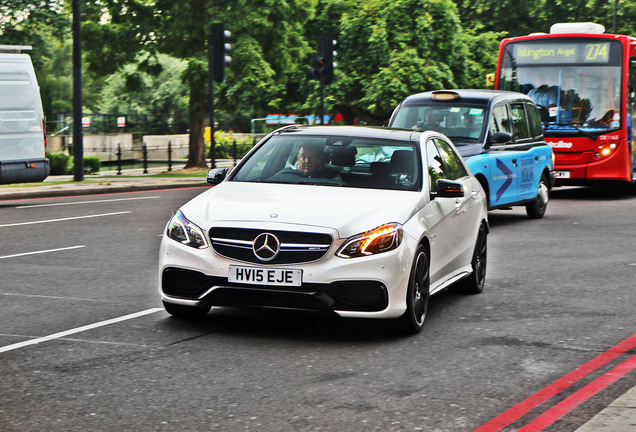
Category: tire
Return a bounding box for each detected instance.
[163,301,211,320]
[398,245,430,334]
[526,174,549,219]
[458,223,487,294]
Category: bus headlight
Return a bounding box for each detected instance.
[593,142,618,160]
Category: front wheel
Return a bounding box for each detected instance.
[398,245,430,334]
[526,174,549,219]
[458,223,487,294]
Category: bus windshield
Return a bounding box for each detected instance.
[498,39,622,134]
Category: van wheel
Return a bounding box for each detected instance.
[526,174,549,219]
[398,245,430,334]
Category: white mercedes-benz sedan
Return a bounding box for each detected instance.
[159,125,488,333]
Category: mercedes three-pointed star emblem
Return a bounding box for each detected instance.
[252,233,280,261]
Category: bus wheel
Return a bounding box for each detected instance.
[526,174,549,219]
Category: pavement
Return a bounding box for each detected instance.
[0,164,634,432]
[0,164,215,201]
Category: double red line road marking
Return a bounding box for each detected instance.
[475,332,636,431]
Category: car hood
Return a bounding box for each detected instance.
[454,142,484,158]
[179,182,423,239]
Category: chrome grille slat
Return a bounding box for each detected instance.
[209,227,333,265]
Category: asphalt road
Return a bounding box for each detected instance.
[0,185,634,431]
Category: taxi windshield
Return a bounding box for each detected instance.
[231,135,421,191]
[390,104,486,144]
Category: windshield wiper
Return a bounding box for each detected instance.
[294,180,343,187]
[449,136,480,141]
[548,122,599,140]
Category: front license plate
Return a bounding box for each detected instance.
[556,171,571,178]
[228,265,302,287]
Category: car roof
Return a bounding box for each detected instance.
[398,89,534,107]
[274,125,422,142]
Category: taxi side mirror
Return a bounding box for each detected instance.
[486,131,512,148]
[207,168,228,185]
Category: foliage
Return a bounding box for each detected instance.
[69,156,101,174]
[5,0,635,147]
[455,0,636,38]
[48,152,70,175]
[97,54,189,117]
[49,152,100,175]
[209,131,256,160]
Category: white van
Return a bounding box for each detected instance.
[0,45,49,184]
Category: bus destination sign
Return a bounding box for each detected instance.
[512,42,612,65]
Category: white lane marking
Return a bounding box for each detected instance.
[0,308,163,354]
[0,245,86,260]
[16,196,160,209]
[0,211,130,228]
[0,334,153,348]
[0,292,119,303]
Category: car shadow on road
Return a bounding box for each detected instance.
[550,184,636,201]
[158,292,467,344]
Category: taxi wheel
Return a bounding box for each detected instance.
[526,174,549,219]
[459,223,488,294]
[398,245,430,334]
[163,301,211,320]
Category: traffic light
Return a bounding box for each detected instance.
[306,33,336,84]
[306,55,324,81]
[319,33,336,85]
[211,23,231,83]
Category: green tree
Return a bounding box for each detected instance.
[0,0,73,128]
[82,0,315,168]
[455,0,636,38]
[305,0,500,125]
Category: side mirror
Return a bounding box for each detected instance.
[431,179,464,199]
[488,131,512,145]
[207,167,228,185]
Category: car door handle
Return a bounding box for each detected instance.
[471,188,478,198]
[512,158,518,166]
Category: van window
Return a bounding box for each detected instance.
[0,82,37,120]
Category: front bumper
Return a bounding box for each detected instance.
[159,234,413,319]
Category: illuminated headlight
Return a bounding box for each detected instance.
[593,142,618,160]
[337,223,403,258]
[166,211,208,249]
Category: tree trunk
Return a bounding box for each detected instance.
[185,83,207,168]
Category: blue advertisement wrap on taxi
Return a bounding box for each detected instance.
[389,89,555,219]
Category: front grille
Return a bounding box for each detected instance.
[209,227,333,264]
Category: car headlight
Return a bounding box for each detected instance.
[336,223,403,258]
[166,211,208,249]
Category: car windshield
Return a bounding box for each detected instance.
[499,40,623,134]
[231,134,421,191]
[390,104,486,144]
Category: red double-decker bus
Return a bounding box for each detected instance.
[495,22,636,185]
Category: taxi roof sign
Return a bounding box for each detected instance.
[431,91,460,101]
